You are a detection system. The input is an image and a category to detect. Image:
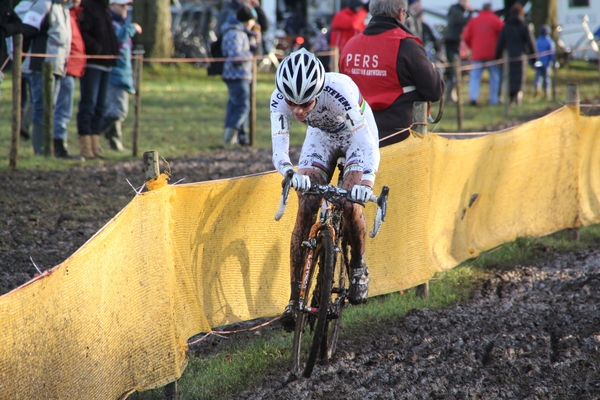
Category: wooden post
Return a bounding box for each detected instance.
[249,56,257,146]
[566,83,580,241]
[502,50,510,117]
[566,83,579,108]
[42,61,54,157]
[10,34,23,169]
[453,56,462,131]
[552,59,557,101]
[164,381,178,400]
[332,47,339,73]
[132,45,144,158]
[412,101,429,299]
[143,150,159,181]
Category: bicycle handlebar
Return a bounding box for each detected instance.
[274,170,389,238]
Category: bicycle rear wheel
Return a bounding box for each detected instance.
[327,236,349,360]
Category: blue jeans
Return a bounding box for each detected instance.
[224,79,250,131]
[534,66,551,92]
[26,71,61,125]
[77,66,111,135]
[53,75,75,140]
[468,60,500,105]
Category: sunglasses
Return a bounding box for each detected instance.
[402,9,410,19]
[285,99,315,109]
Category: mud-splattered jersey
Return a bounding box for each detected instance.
[270,72,380,184]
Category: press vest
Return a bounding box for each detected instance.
[340,28,420,110]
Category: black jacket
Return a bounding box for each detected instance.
[0,0,23,66]
[79,0,118,67]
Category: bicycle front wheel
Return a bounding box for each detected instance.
[304,229,335,377]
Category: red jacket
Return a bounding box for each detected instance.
[66,7,86,78]
[329,7,368,52]
[462,10,504,61]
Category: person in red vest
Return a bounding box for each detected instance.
[462,2,504,106]
[329,0,369,53]
[340,0,444,147]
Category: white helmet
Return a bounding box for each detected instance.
[276,48,326,104]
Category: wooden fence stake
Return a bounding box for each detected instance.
[9,34,22,169]
[133,45,144,158]
[566,83,580,241]
[413,101,430,299]
[502,50,510,117]
[143,150,159,181]
[42,61,54,157]
[250,56,257,146]
[453,55,462,131]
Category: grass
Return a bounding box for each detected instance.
[2,60,599,398]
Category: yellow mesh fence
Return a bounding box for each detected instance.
[1,106,599,398]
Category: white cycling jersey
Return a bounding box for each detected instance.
[270,72,380,184]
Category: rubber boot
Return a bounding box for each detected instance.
[54,138,79,159]
[20,103,32,140]
[109,121,126,151]
[91,134,104,158]
[78,135,94,160]
[223,127,237,145]
[31,124,44,155]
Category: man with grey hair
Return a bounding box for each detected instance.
[340,0,444,147]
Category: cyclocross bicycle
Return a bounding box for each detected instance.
[274,159,389,378]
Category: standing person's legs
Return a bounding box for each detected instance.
[542,66,551,99]
[444,40,459,101]
[468,60,483,104]
[53,75,76,157]
[77,67,102,158]
[223,79,251,145]
[103,83,129,151]
[488,63,501,105]
[29,72,61,155]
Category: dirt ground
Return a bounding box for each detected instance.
[2,145,600,399]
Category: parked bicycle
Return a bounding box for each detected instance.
[274,160,389,378]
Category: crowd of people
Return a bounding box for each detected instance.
[1,0,141,159]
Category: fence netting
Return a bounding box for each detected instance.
[1,106,599,398]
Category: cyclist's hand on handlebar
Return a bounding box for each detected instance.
[350,184,373,202]
[291,172,311,191]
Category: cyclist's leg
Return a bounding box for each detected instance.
[341,170,370,304]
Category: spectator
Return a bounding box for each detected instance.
[215,0,249,39]
[533,24,555,100]
[76,0,119,159]
[53,0,85,159]
[0,0,23,80]
[405,0,442,63]
[329,0,368,53]
[443,0,474,101]
[15,0,70,156]
[494,3,536,106]
[404,0,422,38]
[462,2,504,106]
[102,0,142,152]
[249,0,269,55]
[340,0,445,147]
[221,5,256,146]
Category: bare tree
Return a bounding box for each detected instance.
[529,0,558,40]
[133,0,174,59]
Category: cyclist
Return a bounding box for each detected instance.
[270,48,381,331]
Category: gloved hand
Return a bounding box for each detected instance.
[291,172,311,191]
[351,184,373,202]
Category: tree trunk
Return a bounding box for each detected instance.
[132,0,173,59]
[530,0,558,41]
